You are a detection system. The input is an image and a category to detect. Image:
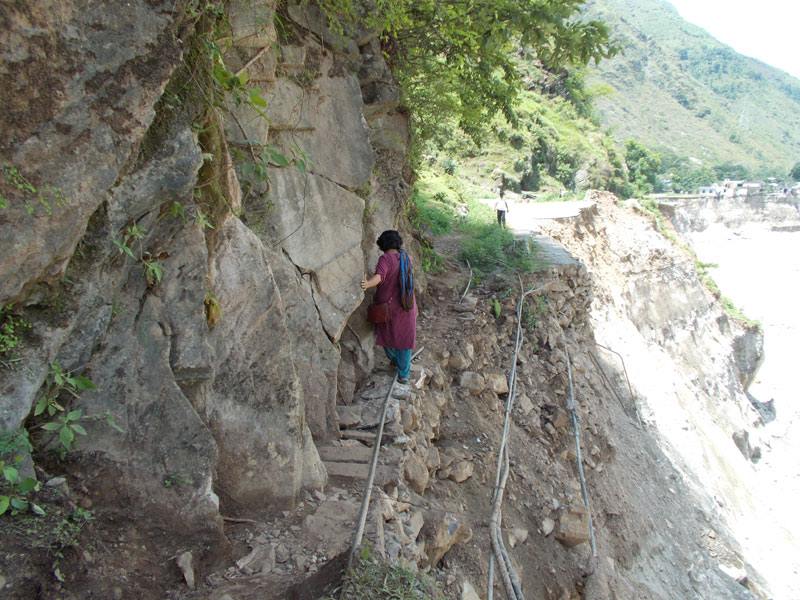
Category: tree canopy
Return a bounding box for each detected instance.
[317,0,617,151]
[790,161,800,181]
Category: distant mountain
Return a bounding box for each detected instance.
[584,0,800,174]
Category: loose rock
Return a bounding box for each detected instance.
[556,506,590,547]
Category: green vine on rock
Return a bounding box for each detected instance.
[1,164,67,216]
[0,304,30,359]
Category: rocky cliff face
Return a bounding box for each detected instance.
[0,1,410,592]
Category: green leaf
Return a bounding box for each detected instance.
[10,497,28,510]
[113,238,135,259]
[71,423,88,436]
[267,149,290,168]
[31,502,46,516]
[41,421,62,431]
[0,495,9,515]
[59,426,75,449]
[106,414,125,434]
[66,409,83,421]
[249,88,267,108]
[2,465,19,483]
[34,397,48,416]
[18,477,39,494]
[71,375,95,391]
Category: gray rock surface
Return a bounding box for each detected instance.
[0,0,185,303]
[0,0,412,594]
[266,167,366,340]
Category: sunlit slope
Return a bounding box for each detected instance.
[585,0,800,172]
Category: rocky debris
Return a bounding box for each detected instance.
[454,295,479,313]
[508,528,529,548]
[486,373,509,395]
[555,506,590,548]
[719,563,748,586]
[541,403,571,432]
[462,580,482,600]
[404,453,430,494]
[176,551,195,590]
[424,513,474,567]
[459,372,486,395]
[732,430,761,463]
[732,326,764,390]
[449,351,473,370]
[235,544,275,575]
[275,543,291,564]
[438,447,475,483]
[541,517,556,537]
[302,499,361,559]
[516,393,535,416]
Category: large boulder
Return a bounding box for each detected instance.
[208,219,326,506]
[265,168,366,340]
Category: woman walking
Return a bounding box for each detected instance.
[361,230,417,384]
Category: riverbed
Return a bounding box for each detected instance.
[686,221,800,598]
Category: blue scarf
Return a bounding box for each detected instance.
[399,250,414,311]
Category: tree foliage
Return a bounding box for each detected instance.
[316,0,617,150]
[790,161,800,181]
[624,140,662,195]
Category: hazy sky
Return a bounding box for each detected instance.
[667,0,800,80]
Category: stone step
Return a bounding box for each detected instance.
[340,430,378,444]
[317,445,373,463]
[324,461,397,486]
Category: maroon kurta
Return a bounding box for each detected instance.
[373,252,417,350]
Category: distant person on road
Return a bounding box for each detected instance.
[361,230,417,384]
[494,196,509,228]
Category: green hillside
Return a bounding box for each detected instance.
[584,0,800,175]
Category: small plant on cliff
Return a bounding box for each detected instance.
[0,429,43,517]
[0,304,30,358]
[1,164,66,216]
[33,362,123,457]
[491,298,502,319]
[204,291,221,328]
[111,223,168,287]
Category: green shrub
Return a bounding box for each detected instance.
[410,188,455,236]
[459,220,535,274]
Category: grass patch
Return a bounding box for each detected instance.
[410,188,455,236]
[411,170,537,277]
[328,547,443,600]
[459,217,535,275]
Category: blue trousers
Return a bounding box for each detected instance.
[384,348,412,380]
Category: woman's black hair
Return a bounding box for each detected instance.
[376,230,403,251]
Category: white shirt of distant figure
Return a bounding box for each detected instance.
[494,199,509,212]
